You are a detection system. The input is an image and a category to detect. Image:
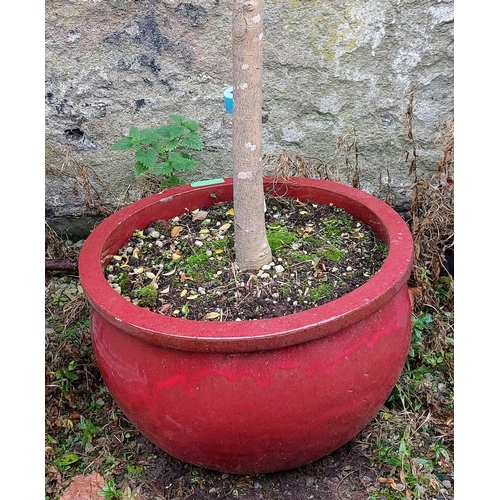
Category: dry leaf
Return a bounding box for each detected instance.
[179,273,193,283]
[171,252,182,261]
[180,289,187,297]
[171,226,184,237]
[60,472,105,500]
[226,208,235,216]
[219,223,231,232]
[433,412,454,436]
[192,210,208,221]
[378,477,399,490]
[159,303,172,314]
[315,262,326,272]
[408,286,422,310]
[203,312,220,320]
[121,485,143,500]
[434,412,454,426]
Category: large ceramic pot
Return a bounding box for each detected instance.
[78,176,413,474]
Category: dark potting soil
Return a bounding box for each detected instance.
[104,195,388,321]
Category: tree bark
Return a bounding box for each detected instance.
[232,0,272,271]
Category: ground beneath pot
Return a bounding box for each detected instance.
[104,194,387,321]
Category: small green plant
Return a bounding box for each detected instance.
[98,478,122,499]
[430,439,450,463]
[55,360,79,396]
[125,463,145,476]
[408,312,433,357]
[89,398,105,411]
[78,415,100,446]
[111,114,204,187]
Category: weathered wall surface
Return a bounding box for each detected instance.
[45,0,453,231]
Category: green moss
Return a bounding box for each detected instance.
[118,272,131,292]
[183,253,210,280]
[135,285,158,308]
[125,463,145,476]
[186,252,210,267]
[319,246,346,261]
[321,211,357,237]
[291,251,315,262]
[309,283,334,302]
[210,235,232,251]
[266,227,298,252]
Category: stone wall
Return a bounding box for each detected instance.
[45,0,454,232]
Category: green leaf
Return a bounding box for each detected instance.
[166,176,186,187]
[53,453,79,467]
[128,126,141,139]
[168,152,199,171]
[169,114,186,124]
[64,371,78,380]
[134,161,149,176]
[151,161,173,175]
[163,123,186,139]
[136,148,157,169]
[384,457,401,466]
[153,125,169,138]
[169,114,200,131]
[160,138,180,152]
[181,118,200,131]
[110,137,133,151]
[139,128,163,145]
[180,132,204,150]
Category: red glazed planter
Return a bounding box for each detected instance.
[78,177,413,474]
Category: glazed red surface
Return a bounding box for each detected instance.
[79,177,413,473]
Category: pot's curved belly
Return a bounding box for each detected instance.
[91,284,411,474]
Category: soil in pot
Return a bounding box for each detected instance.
[104,193,388,321]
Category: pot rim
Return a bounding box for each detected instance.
[78,176,413,352]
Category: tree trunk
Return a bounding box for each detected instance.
[232,0,272,271]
